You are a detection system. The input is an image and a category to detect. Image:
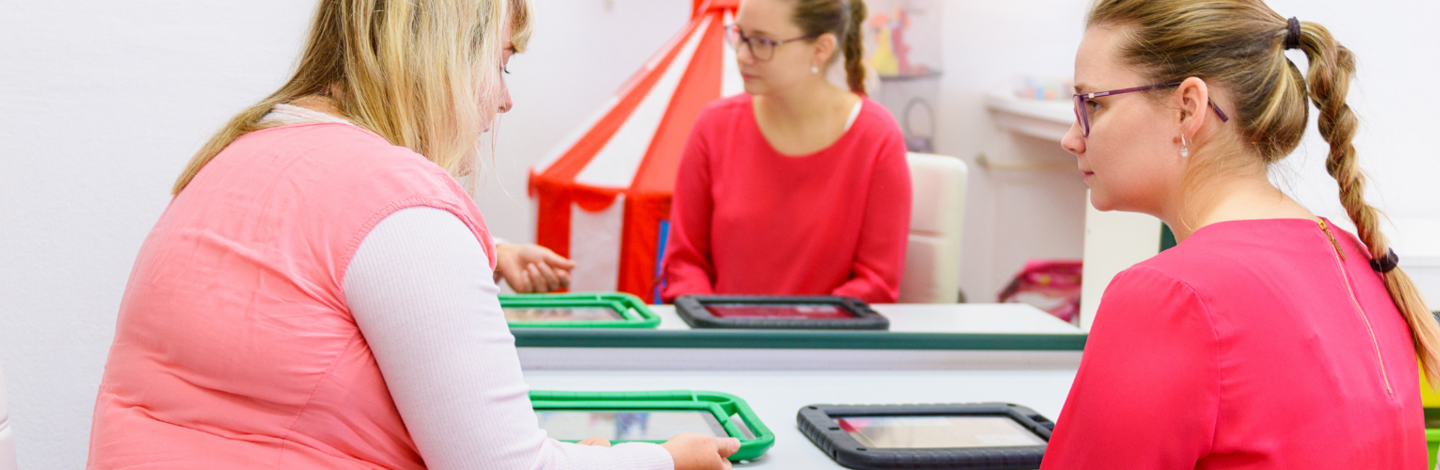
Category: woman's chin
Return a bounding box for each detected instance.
[1089,192,1119,212]
[742,81,767,96]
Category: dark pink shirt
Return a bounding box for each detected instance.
[661,94,911,303]
[1043,218,1426,469]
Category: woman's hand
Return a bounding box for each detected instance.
[661,434,740,470]
[494,243,575,293]
[577,437,611,447]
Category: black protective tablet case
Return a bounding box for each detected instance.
[797,402,1053,470]
[673,295,890,330]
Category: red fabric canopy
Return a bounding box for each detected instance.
[529,0,741,301]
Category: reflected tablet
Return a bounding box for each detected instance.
[838,416,1047,449]
[798,403,1053,470]
[503,307,624,322]
[675,295,889,330]
[706,304,855,320]
[537,410,727,441]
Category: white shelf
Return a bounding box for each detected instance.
[984,86,1074,142]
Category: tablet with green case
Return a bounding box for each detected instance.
[501,293,660,329]
[531,390,776,462]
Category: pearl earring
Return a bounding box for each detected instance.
[812,64,820,74]
[1180,135,1190,158]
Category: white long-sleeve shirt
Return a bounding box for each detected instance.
[346,206,673,470]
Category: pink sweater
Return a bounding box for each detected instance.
[88,123,670,470]
[88,123,493,468]
[661,94,911,303]
[1042,218,1427,469]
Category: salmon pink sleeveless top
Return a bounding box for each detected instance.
[88,122,494,469]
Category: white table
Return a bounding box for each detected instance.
[524,368,1075,469]
[642,304,1083,333]
[517,303,1086,371]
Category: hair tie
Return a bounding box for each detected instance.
[1371,248,1400,273]
[1285,17,1302,50]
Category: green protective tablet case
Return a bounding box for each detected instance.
[500,293,661,329]
[530,390,776,462]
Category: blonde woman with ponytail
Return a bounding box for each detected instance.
[662,0,912,303]
[87,1,736,469]
[1045,0,1435,468]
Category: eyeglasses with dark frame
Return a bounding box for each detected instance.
[1073,81,1231,138]
[725,24,819,62]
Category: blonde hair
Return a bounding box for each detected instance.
[173,0,535,194]
[1088,0,1440,383]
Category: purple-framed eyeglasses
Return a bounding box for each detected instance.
[1073,81,1230,137]
[725,24,819,62]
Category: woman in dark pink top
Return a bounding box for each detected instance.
[1044,1,1439,468]
[662,0,911,303]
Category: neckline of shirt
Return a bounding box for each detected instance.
[1180,216,1335,246]
[260,103,360,128]
[749,95,866,160]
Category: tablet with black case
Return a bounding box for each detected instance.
[673,295,889,330]
[797,403,1053,469]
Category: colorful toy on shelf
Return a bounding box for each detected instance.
[867,12,900,76]
[1012,76,1075,102]
[865,1,939,78]
[998,259,1083,325]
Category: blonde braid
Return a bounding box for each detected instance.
[1299,20,1440,384]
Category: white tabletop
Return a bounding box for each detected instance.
[518,303,1086,371]
[524,368,1076,469]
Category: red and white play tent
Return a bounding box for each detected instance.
[529,0,743,301]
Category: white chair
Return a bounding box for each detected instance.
[898,153,968,303]
[0,358,15,470]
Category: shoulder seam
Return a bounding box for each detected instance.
[1120,265,1222,455]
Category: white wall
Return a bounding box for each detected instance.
[0,1,1436,469]
[1,3,315,468]
[0,2,687,468]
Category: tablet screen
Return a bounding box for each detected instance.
[537,410,728,441]
[837,416,1046,449]
[505,307,624,322]
[704,304,855,320]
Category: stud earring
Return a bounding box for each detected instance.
[1180,135,1190,158]
[812,63,820,74]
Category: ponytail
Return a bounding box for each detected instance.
[788,0,868,94]
[841,0,868,94]
[1296,21,1440,383]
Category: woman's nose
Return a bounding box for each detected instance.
[499,89,513,114]
[1061,121,1085,156]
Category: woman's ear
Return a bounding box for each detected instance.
[812,32,838,68]
[1175,76,1210,141]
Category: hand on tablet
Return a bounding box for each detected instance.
[661,433,739,470]
[494,243,574,293]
